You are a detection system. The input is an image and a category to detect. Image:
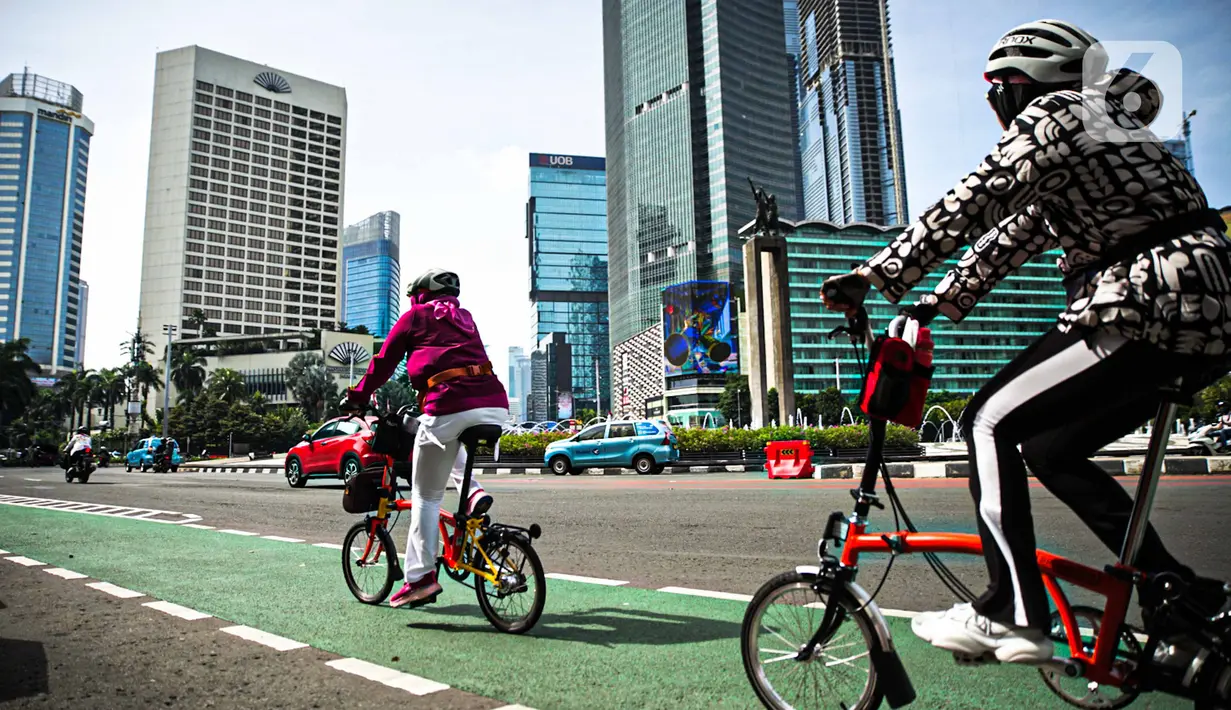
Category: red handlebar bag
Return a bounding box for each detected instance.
[859,336,933,429]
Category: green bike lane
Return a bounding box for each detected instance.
[0,505,1188,709]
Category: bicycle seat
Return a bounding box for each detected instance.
[459,424,503,451]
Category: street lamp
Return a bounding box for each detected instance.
[162,324,177,438]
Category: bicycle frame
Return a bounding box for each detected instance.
[363,451,507,588]
[827,306,1183,691]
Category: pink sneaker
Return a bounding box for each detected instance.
[467,489,493,516]
[389,572,441,608]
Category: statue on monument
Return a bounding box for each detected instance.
[747,177,780,236]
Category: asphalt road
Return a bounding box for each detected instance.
[2,465,1228,708]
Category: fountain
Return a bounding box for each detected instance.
[923,405,962,443]
[702,412,716,429]
[840,407,857,426]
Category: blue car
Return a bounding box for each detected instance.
[544,420,678,476]
[126,437,183,472]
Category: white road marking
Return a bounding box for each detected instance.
[324,658,449,695]
[220,625,308,651]
[182,524,216,530]
[86,582,144,599]
[0,494,201,524]
[24,478,41,482]
[5,556,45,567]
[657,586,754,602]
[545,573,628,586]
[0,548,7,554]
[143,600,212,621]
[44,567,88,580]
[260,535,305,543]
[313,542,345,550]
[217,529,260,536]
[491,705,538,710]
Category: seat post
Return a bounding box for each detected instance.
[457,441,475,519]
[1118,399,1179,566]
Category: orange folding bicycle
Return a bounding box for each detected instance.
[741,306,1231,710]
[339,408,546,634]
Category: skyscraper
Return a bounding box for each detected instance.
[527,152,609,413]
[342,210,400,337]
[0,70,93,372]
[138,46,347,342]
[506,345,531,404]
[603,0,801,346]
[797,0,908,225]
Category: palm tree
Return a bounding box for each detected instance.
[54,369,95,429]
[170,348,208,403]
[132,360,162,423]
[207,368,247,403]
[123,330,155,363]
[0,338,41,424]
[374,380,414,415]
[94,368,127,429]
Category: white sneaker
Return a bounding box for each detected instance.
[926,604,1054,664]
[910,602,973,643]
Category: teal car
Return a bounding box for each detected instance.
[544,420,678,476]
[126,437,183,472]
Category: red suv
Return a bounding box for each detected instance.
[284,416,384,488]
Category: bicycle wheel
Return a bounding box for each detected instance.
[742,570,883,710]
[474,534,546,634]
[342,520,398,604]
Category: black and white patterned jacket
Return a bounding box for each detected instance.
[863,70,1230,356]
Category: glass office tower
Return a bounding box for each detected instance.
[527,153,609,413]
[0,70,94,372]
[342,210,400,337]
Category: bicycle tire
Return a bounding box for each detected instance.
[741,570,884,710]
[342,520,398,604]
[474,534,546,634]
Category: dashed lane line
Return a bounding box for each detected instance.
[217,529,260,536]
[5,555,45,567]
[324,658,449,696]
[492,705,538,710]
[44,567,88,580]
[183,523,215,530]
[220,625,309,651]
[0,494,202,524]
[143,600,212,621]
[313,542,345,550]
[545,572,628,586]
[658,586,754,603]
[260,535,305,543]
[86,581,145,599]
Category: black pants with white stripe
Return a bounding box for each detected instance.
[960,327,1201,631]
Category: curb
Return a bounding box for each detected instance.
[176,456,1231,478]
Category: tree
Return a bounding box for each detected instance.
[92,368,127,429]
[814,387,846,427]
[207,368,247,403]
[131,360,162,425]
[373,379,414,415]
[337,322,371,335]
[0,338,40,424]
[767,388,780,424]
[54,369,96,429]
[575,408,598,424]
[123,330,155,363]
[718,374,752,428]
[169,348,208,403]
[285,352,320,395]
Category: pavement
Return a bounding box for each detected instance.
[2,466,1225,709]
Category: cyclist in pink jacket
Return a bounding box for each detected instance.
[345,268,509,607]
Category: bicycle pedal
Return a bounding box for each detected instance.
[952,651,999,666]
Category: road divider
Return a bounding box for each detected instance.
[325,658,449,696]
[143,600,212,621]
[86,581,144,599]
[5,555,44,567]
[45,567,87,579]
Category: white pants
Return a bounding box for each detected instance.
[404,407,508,582]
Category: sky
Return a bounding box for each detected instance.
[3,0,1228,384]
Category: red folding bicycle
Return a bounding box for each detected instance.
[740,306,1231,710]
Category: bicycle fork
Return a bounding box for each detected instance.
[800,564,917,708]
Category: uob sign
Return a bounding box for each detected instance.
[548,155,573,167]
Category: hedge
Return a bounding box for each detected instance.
[495,424,919,459]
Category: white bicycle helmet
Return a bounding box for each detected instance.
[407,268,460,298]
[985,19,1107,85]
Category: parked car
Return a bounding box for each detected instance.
[126,437,183,472]
[544,420,678,476]
[284,416,385,488]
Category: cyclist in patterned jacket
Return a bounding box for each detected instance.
[822,19,1230,664]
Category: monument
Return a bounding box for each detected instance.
[742,180,795,428]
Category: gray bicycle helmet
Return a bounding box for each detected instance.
[985,19,1106,85]
[406,268,460,299]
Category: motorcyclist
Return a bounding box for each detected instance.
[1209,402,1231,450]
[343,268,509,608]
[822,19,1230,664]
[63,427,92,469]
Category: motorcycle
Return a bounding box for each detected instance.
[64,447,96,484]
[1187,424,1230,456]
[97,447,111,468]
[152,448,174,473]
